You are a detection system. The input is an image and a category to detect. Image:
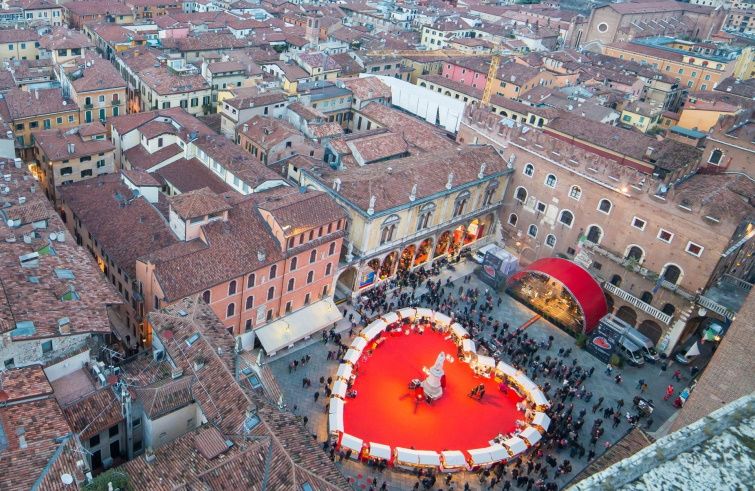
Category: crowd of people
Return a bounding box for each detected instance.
[294,265,667,490]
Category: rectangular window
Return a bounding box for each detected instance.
[631,217,646,231]
[685,241,704,257]
[41,340,53,353]
[536,201,546,213]
[657,229,674,243]
[109,425,119,438]
[90,434,100,447]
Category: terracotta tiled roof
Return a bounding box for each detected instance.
[347,131,408,163]
[122,167,161,187]
[0,365,52,403]
[65,1,132,15]
[0,28,38,43]
[69,54,126,93]
[168,187,232,220]
[192,134,283,188]
[124,143,183,171]
[138,120,176,140]
[34,126,115,162]
[138,66,210,96]
[340,76,391,101]
[155,157,233,195]
[258,188,346,238]
[1,88,76,120]
[62,387,123,440]
[38,27,93,51]
[358,101,454,153]
[239,115,301,151]
[134,376,195,419]
[309,121,344,139]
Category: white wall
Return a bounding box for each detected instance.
[43,349,91,382]
[143,402,202,449]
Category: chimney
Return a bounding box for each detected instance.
[67,142,75,154]
[34,90,39,100]
[243,123,249,133]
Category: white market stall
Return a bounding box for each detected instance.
[361,320,387,341]
[381,312,399,324]
[416,307,434,320]
[441,450,467,471]
[496,361,518,378]
[395,447,421,467]
[332,380,348,399]
[503,437,528,456]
[489,445,509,462]
[340,433,364,457]
[328,399,344,433]
[368,442,392,461]
[416,450,441,467]
[398,307,416,320]
[531,389,550,408]
[450,323,468,339]
[532,412,551,431]
[519,427,542,447]
[475,355,496,371]
[462,339,476,354]
[434,312,452,326]
[467,447,496,467]
[343,349,361,365]
[336,363,352,381]
[351,337,367,352]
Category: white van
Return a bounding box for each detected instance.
[473,244,497,264]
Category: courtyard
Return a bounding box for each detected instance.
[267,260,691,490]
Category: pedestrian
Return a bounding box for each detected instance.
[614,374,622,384]
[658,360,669,376]
[314,391,320,402]
[664,384,675,401]
[690,366,700,378]
[636,379,645,390]
[605,363,613,376]
[645,418,654,429]
[641,382,648,393]
[672,369,681,381]
[588,366,595,377]
[587,449,595,461]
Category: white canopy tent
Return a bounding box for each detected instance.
[416,450,441,466]
[340,433,364,454]
[520,427,542,446]
[328,411,343,433]
[332,380,348,398]
[467,447,495,466]
[381,312,399,324]
[496,361,518,378]
[476,355,496,370]
[503,437,527,456]
[531,389,550,407]
[435,312,452,326]
[450,323,468,338]
[462,339,476,353]
[344,349,361,365]
[416,308,434,320]
[513,373,539,394]
[532,412,551,431]
[398,307,416,320]
[336,363,352,380]
[441,450,467,468]
[368,442,392,460]
[395,447,421,465]
[489,445,509,462]
[255,298,343,355]
[361,320,387,341]
[351,337,367,352]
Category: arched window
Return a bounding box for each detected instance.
[708,149,723,165]
[558,210,574,227]
[544,174,557,188]
[325,263,332,275]
[662,264,682,285]
[226,303,235,318]
[417,203,434,231]
[610,274,622,287]
[307,271,314,284]
[545,234,556,247]
[228,280,237,295]
[661,303,675,315]
[247,273,255,288]
[625,245,644,263]
[290,257,298,270]
[245,296,254,310]
[586,225,602,244]
[527,224,538,238]
[598,199,612,214]
[482,185,497,207]
[523,163,534,177]
[329,242,336,255]
[267,286,275,300]
[309,250,317,263]
[640,291,653,304]
[202,290,211,303]
[508,213,518,226]
[453,191,470,217]
[269,264,277,279]
[380,224,396,245]
[515,186,528,203]
[569,185,582,200]
[287,278,295,292]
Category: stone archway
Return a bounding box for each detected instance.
[434,231,451,258]
[638,319,663,344]
[398,244,416,272]
[413,238,433,267]
[449,224,466,256]
[615,305,637,326]
[335,266,358,297]
[380,251,398,279]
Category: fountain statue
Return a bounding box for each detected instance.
[421,352,446,400]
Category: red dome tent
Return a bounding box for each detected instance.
[507,258,607,334]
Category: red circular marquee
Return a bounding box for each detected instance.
[508,258,607,334]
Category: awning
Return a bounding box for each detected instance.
[496,361,518,378]
[451,323,467,338]
[369,442,392,460]
[351,337,367,352]
[340,433,363,453]
[462,339,476,353]
[532,412,551,431]
[256,298,343,355]
[513,373,538,393]
[344,349,361,365]
[416,450,441,466]
[476,355,496,370]
[520,427,542,446]
[395,447,420,465]
[398,307,416,320]
[328,411,343,433]
[361,320,387,341]
[332,380,348,398]
[489,444,509,462]
[441,450,467,468]
[381,312,399,324]
[435,312,452,326]
[336,364,352,380]
[503,436,527,456]
[468,447,495,466]
[416,307,434,319]
[531,389,549,407]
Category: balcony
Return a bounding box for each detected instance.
[603,282,673,325]
[84,103,93,109]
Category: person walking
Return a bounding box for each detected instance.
[672,369,682,381]
[605,364,613,376]
[636,379,645,390]
[664,384,675,401]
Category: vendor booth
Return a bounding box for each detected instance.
[450,323,468,339]
[340,433,364,458]
[351,337,367,352]
[519,427,542,447]
[434,312,452,327]
[416,308,434,321]
[336,363,352,381]
[496,361,518,379]
[461,339,476,354]
[381,312,399,325]
[532,412,551,432]
[361,320,387,341]
[344,349,361,365]
[467,447,496,467]
[332,380,348,399]
[398,307,417,321]
[440,450,467,471]
[416,450,441,467]
[395,447,421,468]
[503,437,527,457]
[368,442,392,461]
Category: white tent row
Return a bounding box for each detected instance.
[336,363,352,380]
[531,389,549,407]
[441,450,466,468]
[368,442,391,460]
[434,312,452,326]
[416,307,434,320]
[398,307,416,320]
[512,373,539,394]
[332,380,348,398]
[381,312,399,324]
[489,445,509,462]
[504,436,527,456]
[520,427,542,446]
[450,323,468,339]
[462,339,476,353]
[395,447,420,465]
[532,412,551,431]
[496,361,518,378]
[475,355,496,370]
[361,320,387,341]
[467,447,496,466]
[328,398,344,433]
[340,433,363,454]
[351,336,367,352]
[417,450,441,466]
[344,349,361,365]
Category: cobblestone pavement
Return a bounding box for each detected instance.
[267,260,694,490]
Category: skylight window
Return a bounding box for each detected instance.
[11,321,36,338]
[55,268,75,280]
[186,333,200,347]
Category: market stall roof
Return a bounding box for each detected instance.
[507,257,607,333]
[468,447,495,466]
[369,442,392,460]
[328,402,344,433]
[520,426,542,446]
[476,355,496,369]
[451,323,468,338]
[344,349,361,365]
[395,447,420,464]
[381,312,399,324]
[340,433,363,452]
[496,361,518,378]
[533,412,551,431]
[255,298,343,354]
[462,339,476,353]
[416,450,441,466]
[351,336,367,352]
[531,389,550,407]
[332,380,348,398]
[336,363,352,380]
[329,398,344,415]
[441,450,466,468]
[361,320,387,340]
[504,436,527,455]
[435,312,452,326]
[416,307,434,319]
[489,444,509,462]
[398,307,416,320]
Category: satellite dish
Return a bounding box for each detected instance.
[61,473,73,485]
